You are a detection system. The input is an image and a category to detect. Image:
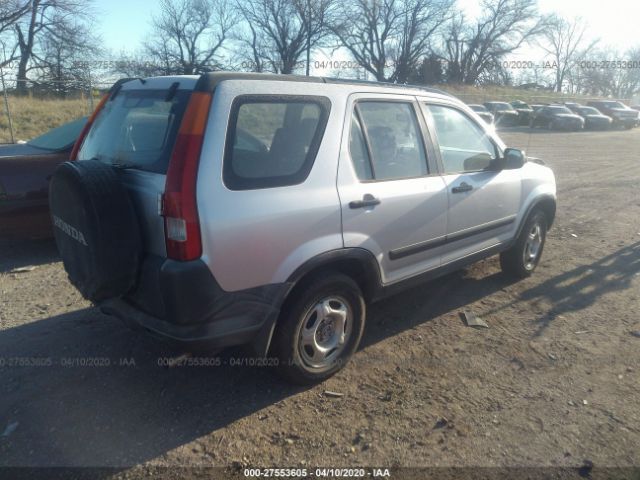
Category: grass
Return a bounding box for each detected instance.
[0,94,99,143]
[0,84,618,144]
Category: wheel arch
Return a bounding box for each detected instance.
[517,194,556,239]
[284,248,382,305]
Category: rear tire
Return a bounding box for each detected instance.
[500,210,547,278]
[273,273,365,385]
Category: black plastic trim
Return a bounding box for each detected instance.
[516,195,556,236]
[192,72,452,98]
[447,216,516,242]
[389,216,516,260]
[388,236,447,260]
[101,256,289,351]
[378,243,509,300]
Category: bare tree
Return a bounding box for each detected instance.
[389,0,453,83]
[144,0,236,75]
[235,0,333,74]
[328,0,451,83]
[539,15,597,93]
[11,0,96,94]
[37,15,100,96]
[0,0,29,67]
[576,46,640,98]
[440,0,547,85]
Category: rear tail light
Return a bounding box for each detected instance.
[163,91,212,261]
[70,93,110,160]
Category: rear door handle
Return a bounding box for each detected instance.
[452,182,473,194]
[349,194,381,209]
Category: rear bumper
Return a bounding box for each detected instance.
[99,256,290,352]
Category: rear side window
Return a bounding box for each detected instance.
[350,101,428,181]
[224,96,330,190]
[77,88,191,174]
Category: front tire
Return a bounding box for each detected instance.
[273,273,365,385]
[500,211,547,278]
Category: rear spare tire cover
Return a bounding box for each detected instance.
[49,160,142,302]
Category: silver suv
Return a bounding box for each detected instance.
[49,73,556,384]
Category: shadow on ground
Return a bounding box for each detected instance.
[0,238,59,274]
[520,240,640,336]
[1,241,638,470]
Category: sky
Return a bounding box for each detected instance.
[95,0,640,58]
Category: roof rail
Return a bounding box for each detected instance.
[322,76,452,97]
[195,71,452,97]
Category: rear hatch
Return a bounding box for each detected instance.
[76,77,199,257]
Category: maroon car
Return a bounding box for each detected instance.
[0,117,87,239]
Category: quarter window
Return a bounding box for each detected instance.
[426,105,497,173]
[224,96,330,190]
[350,102,428,181]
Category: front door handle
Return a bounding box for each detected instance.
[452,182,473,194]
[349,194,381,209]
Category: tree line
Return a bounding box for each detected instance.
[1,0,639,98]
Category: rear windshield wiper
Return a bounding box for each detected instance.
[165,82,180,102]
[110,77,147,101]
[111,162,137,170]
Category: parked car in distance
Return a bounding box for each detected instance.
[468,104,494,124]
[574,106,613,130]
[510,100,534,125]
[564,102,581,113]
[586,100,638,129]
[630,105,640,126]
[0,116,87,239]
[530,105,584,131]
[49,73,556,384]
[483,101,520,126]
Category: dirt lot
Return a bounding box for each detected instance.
[1,127,639,478]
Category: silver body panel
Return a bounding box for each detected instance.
[112,76,556,293]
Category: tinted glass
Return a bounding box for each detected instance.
[547,106,572,114]
[356,102,427,181]
[78,89,191,173]
[28,117,87,150]
[603,101,625,108]
[579,107,599,115]
[427,105,496,173]
[224,98,328,190]
[349,113,373,180]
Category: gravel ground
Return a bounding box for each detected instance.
[1,127,639,479]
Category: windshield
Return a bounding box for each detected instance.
[470,105,487,112]
[78,88,191,173]
[511,101,529,108]
[493,103,513,111]
[28,117,87,150]
[579,107,600,115]
[602,101,625,109]
[548,106,572,114]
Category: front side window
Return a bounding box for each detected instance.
[350,101,428,181]
[224,96,329,190]
[426,104,497,173]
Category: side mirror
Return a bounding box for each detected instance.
[503,148,526,169]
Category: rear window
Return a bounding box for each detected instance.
[224,95,330,190]
[28,117,87,151]
[77,88,191,173]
